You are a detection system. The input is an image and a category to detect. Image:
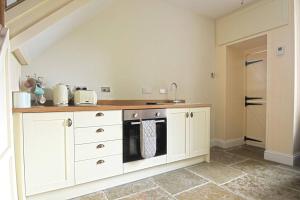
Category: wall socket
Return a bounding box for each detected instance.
[142,88,153,94]
[101,87,111,93]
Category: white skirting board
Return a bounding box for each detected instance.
[293,152,300,166]
[264,150,294,166]
[210,138,245,149]
[27,155,208,200]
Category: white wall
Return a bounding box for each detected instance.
[216,0,289,45]
[21,0,215,103]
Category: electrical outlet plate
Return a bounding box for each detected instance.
[101,87,111,93]
[142,88,153,94]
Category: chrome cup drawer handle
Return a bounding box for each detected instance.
[95,112,104,117]
[96,160,105,165]
[96,144,105,149]
[96,128,104,133]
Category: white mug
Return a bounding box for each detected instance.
[13,92,31,108]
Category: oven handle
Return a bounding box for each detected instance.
[130,120,165,125]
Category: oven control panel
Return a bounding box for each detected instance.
[123,109,166,121]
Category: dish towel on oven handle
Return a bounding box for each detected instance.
[140,120,157,159]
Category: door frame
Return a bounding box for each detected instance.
[0,25,18,200]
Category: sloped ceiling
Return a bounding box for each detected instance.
[11,0,260,65]
[11,0,111,65]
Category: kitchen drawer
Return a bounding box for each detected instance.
[75,140,122,161]
[75,125,122,144]
[75,155,123,184]
[74,110,122,127]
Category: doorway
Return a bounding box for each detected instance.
[226,35,267,149]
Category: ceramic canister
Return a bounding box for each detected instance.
[13,92,31,108]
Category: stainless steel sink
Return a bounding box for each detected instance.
[166,100,185,104]
[144,100,185,105]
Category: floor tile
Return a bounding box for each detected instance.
[232,159,300,191]
[210,146,226,152]
[226,145,264,161]
[152,169,207,195]
[275,164,300,173]
[71,192,107,200]
[224,174,300,200]
[120,188,174,200]
[70,145,300,200]
[175,183,244,200]
[187,162,244,184]
[104,178,156,200]
[211,150,248,165]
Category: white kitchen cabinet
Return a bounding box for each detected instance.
[75,155,123,184]
[75,125,122,144]
[23,112,74,195]
[74,110,122,127]
[167,107,210,163]
[167,109,189,163]
[75,140,122,161]
[189,107,210,158]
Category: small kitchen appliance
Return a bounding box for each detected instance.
[74,90,97,106]
[53,84,69,106]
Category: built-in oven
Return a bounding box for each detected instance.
[123,109,167,163]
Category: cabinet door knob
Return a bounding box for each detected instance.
[186,112,189,118]
[96,160,105,165]
[67,118,72,127]
[96,128,104,133]
[95,112,104,117]
[190,112,194,118]
[96,144,105,149]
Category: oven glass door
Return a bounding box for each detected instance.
[123,119,167,163]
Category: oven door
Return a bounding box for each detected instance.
[123,119,167,163]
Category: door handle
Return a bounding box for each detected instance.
[96,144,105,149]
[186,112,189,118]
[66,118,72,127]
[190,112,194,118]
[96,160,105,165]
[96,128,104,133]
[95,112,104,117]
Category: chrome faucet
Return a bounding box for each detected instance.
[170,82,178,102]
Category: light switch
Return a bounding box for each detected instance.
[276,46,285,56]
[159,89,168,94]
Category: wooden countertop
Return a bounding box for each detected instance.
[12,103,211,113]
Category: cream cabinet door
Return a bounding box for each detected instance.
[189,108,210,158]
[166,109,189,163]
[23,112,74,195]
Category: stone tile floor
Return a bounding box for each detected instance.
[72,145,300,200]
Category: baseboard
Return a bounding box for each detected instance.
[293,152,300,166]
[211,138,244,149]
[264,150,294,166]
[245,140,265,148]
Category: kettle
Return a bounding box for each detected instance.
[53,84,68,106]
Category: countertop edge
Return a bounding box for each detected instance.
[12,103,211,113]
